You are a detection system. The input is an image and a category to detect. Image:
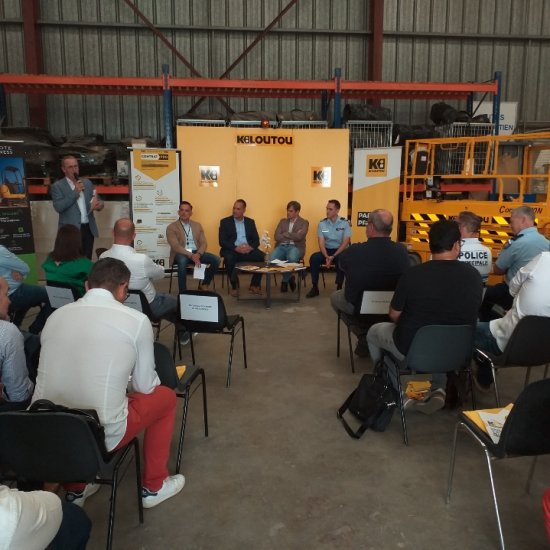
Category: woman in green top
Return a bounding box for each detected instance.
[42,224,94,296]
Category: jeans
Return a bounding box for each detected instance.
[474,322,502,386]
[330,289,355,316]
[50,503,92,550]
[174,251,220,293]
[271,244,302,282]
[222,249,265,288]
[149,293,178,323]
[9,283,53,334]
[308,248,344,287]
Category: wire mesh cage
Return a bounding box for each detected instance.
[279,121,328,129]
[176,119,227,127]
[345,120,393,171]
[434,123,495,174]
[229,120,276,128]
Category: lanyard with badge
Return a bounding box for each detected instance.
[181,222,193,253]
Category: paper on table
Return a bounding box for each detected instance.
[193,264,206,280]
[269,258,288,265]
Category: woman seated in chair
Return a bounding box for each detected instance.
[42,225,94,297]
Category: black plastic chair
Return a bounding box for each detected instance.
[474,315,550,407]
[125,289,163,340]
[45,280,80,309]
[173,290,247,387]
[383,324,475,445]
[336,291,394,373]
[446,378,550,550]
[153,342,208,474]
[0,408,143,550]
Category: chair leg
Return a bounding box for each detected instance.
[395,367,408,446]
[482,448,506,550]
[544,363,549,379]
[133,438,144,524]
[176,386,191,474]
[241,319,248,370]
[524,367,531,388]
[446,421,462,503]
[346,325,355,374]
[227,330,236,388]
[200,368,209,437]
[189,334,196,364]
[336,312,341,358]
[321,269,326,288]
[525,456,538,494]
[492,366,501,407]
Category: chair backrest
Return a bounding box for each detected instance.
[0,410,104,482]
[500,316,550,367]
[359,291,394,315]
[178,290,226,332]
[125,289,159,323]
[405,324,474,374]
[497,378,550,457]
[45,281,79,309]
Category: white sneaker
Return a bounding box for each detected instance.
[415,388,446,415]
[65,483,101,507]
[142,475,185,509]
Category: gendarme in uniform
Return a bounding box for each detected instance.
[317,216,351,247]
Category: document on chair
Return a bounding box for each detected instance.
[193,264,206,280]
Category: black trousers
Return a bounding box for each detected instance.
[80,223,94,260]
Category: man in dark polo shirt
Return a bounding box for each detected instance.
[367,220,483,413]
[331,209,409,356]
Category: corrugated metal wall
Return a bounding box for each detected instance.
[0,0,548,140]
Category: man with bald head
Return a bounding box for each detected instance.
[331,209,410,356]
[100,218,179,324]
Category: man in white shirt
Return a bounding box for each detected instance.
[457,211,492,283]
[101,218,178,323]
[32,258,184,509]
[474,251,550,389]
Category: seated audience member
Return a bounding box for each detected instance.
[271,201,309,292]
[0,244,52,333]
[0,485,91,550]
[306,200,351,298]
[0,276,34,411]
[101,218,179,325]
[474,251,550,390]
[479,205,549,320]
[42,225,94,297]
[457,210,492,283]
[166,201,220,293]
[32,258,184,509]
[219,199,265,297]
[367,220,483,413]
[331,209,409,355]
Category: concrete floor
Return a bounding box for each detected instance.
[24,275,549,549]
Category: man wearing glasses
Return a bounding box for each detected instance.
[366,220,483,414]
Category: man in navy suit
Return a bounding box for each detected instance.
[50,155,104,259]
[219,199,264,297]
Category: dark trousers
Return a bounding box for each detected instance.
[479,282,513,321]
[49,503,91,550]
[9,283,53,334]
[80,223,94,260]
[222,249,265,288]
[309,248,344,287]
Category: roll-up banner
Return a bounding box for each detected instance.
[129,148,181,268]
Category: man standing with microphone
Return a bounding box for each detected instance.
[51,155,104,259]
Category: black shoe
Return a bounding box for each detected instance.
[336,283,343,290]
[288,275,296,292]
[354,339,370,357]
[306,287,319,298]
[280,282,288,293]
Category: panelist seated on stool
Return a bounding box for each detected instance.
[271,200,309,293]
[166,201,220,293]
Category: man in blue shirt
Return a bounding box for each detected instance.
[479,205,550,321]
[306,199,351,298]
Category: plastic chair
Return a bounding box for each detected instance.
[446,378,550,550]
[125,289,163,340]
[153,342,208,474]
[0,408,143,550]
[336,290,394,373]
[383,324,475,445]
[474,315,550,407]
[173,290,247,387]
[45,280,80,309]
